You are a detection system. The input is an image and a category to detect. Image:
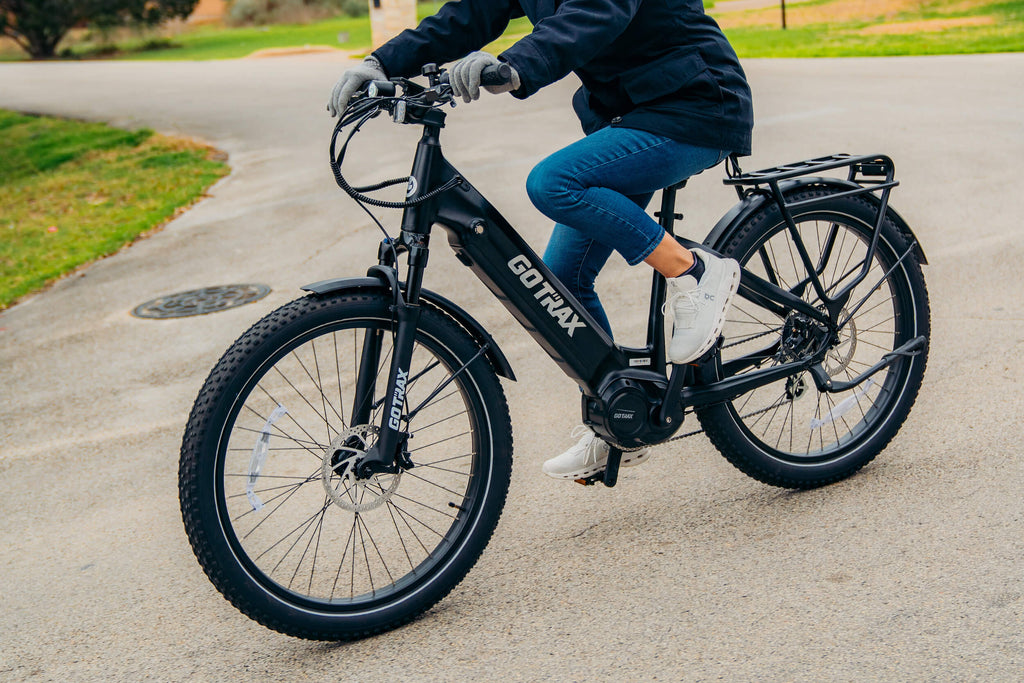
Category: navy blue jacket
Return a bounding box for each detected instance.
[373,0,753,155]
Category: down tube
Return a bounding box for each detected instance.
[433,169,621,391]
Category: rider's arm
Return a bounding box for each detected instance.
[372,0,521,79]
[499,0,643,98]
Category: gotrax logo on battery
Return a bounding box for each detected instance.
[507,255,586,337]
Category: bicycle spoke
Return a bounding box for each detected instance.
[309,339,340,443]
[257,498,332,567]
[413,429,472,452]
[233,422,323,451]
[388,499,433,555]
[402,469,467,498]
[233,469,320,524]
[329,516,358,601]
[248,391,327,455]
[415,452,474,468]
[288,495,328,590]
[357,512,396,588]
[414,409,469,433]
[227,481,318,499]
[414,462,472,477]
[386,499,448,541]
[385,489,459,519]
[384,502,417,572]
[332,332,348,432]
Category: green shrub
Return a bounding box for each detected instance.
[226,0,367,26]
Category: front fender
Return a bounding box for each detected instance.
[301,276,516,381]
[705,177,927,265]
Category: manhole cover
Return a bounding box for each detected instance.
[132,284,271,319]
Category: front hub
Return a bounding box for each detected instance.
[321,425,401,513]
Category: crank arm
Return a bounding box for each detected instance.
[809,335,927,393]
[572,446,623,487]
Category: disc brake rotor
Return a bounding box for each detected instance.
[321,425,401,513]
[825,311,858,375]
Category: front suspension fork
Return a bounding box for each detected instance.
[355,298,421,477]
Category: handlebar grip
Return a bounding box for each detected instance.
[366,79,396,97]
[438,62,512,87]
[479,62,512,87]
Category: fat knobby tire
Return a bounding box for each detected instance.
[179,291,513,640]
[697,189,930,489]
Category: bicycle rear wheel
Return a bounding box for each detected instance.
[179,291,512,639]
[697,190,929,488]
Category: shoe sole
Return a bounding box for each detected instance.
[668,259,742,365]
[543,449,652,480]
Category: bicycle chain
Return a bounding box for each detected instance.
[618,401,786,448]
[649,327,782,444]
[721,326,780,349]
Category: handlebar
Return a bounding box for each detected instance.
[363,62,512,100]
[333,62,514,208]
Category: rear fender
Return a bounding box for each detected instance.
[301,276,516,381]
[705,177,927,265]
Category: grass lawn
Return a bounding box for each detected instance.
[1,0,1021,61]
[0,110,229,309]
[713,0,1024,57]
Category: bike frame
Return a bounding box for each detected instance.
[348,99,926,475]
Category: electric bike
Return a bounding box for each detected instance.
[179,64,929,639]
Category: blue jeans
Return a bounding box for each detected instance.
[526,126,727,337]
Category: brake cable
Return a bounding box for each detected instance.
[330,96,462,209]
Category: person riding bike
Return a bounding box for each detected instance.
[328,0,754,481]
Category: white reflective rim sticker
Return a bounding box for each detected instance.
[809,378,875,431]
[246,403,289,511]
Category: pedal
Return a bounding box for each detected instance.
[572,447,622,487]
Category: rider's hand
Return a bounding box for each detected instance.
[328,56,387,117]
[449,51,521,104]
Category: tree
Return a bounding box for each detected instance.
[0,0,199,59]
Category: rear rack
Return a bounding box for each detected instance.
[721,152,902,322]
[726,152,895,189]
[724,152,898,210]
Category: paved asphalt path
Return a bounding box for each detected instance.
[1,53,1022,680]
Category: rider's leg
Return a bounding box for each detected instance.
[644,232,695,277]
[542,223,615,337]
[528,127,739,479]
[527,127,717,280]
[527,126,739,363]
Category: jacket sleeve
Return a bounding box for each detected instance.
[499,0,643,98]
[372,0,520,78]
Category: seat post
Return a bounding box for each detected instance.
[656,180,687,235]
[647,181,687,373]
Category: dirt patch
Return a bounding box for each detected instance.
[859,15,996,34]
[714,0,993,29]
[244,45,343,58]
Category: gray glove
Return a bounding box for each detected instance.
[449,51,521,104]
[328,55,387,116]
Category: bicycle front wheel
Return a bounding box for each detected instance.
[179,291,512,640]
[697,190,929,488]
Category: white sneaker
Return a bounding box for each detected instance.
[665,248,741,364]
[542,425,651,480]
